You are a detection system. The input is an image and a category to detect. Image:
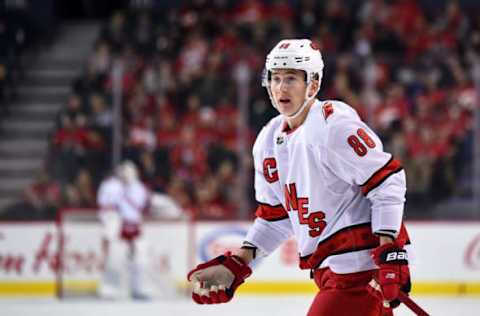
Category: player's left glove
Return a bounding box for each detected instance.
[368,240,411,309]
[187,251,252,304]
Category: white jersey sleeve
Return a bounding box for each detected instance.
[116,180,149,223]
[97,177,123,239]
[97,177,122,211]
[244,124,294,256]
[324,104,406,238]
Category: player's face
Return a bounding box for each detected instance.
[270,69,307,116]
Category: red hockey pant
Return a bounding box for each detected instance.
[307,268,393,316]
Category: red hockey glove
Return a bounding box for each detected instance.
[368,241,411,308]
[187,251,252,304]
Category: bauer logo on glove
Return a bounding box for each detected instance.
[385,251,408,262]
[368,240,411,308]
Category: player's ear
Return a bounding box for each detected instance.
[308,79,319,98]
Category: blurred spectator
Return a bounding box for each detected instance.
[64,169,96,208]
[170,125,208,181]
[89,93,113,135]
[177,32,209,83]
[88,40,112,77]
[73,62,105,96]
[133,12,155,56]
[194,177,231,220]
[1,171,61,220]
[100,11,129,52]
[144,60,175,96]
[56,94,87,128]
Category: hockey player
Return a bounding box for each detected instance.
[187,39,412,315]
[97,161,150,299]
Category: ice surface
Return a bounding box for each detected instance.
[1,295,478,316]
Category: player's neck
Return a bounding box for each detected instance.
[286,99,315,130]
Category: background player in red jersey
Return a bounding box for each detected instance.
[187,39,412,316]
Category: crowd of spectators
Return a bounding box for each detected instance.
[39,0,480,220]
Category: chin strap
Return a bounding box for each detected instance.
[285,90,316,120]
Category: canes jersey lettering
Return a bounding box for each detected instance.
[245,100,411,274]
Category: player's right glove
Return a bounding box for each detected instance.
[368,240,411,309]
[187,251,252,304]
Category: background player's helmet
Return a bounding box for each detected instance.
[262,39,324,118]
[116,160,139,184]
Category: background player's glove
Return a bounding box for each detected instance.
[120,220,141,241]
[187,251,252,304]
[368,240,411,308]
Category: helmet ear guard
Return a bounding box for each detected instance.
[261,68,269,88]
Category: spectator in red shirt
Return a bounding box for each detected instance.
[170,125,208,181]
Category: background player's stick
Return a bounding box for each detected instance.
[398,291,430,316]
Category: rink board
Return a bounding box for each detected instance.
[0,221,479,296]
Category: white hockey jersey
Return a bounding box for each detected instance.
[97,176,149,223]
[245,100,410,274]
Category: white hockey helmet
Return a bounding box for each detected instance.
[115,160,139,183]
[262,39,324,118]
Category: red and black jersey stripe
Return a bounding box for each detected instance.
[360,157,403,196]
[299,222,410,270]
[255,202,289,221]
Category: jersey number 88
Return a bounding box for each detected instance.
[347,128,376,157]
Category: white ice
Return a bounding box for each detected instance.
[1,295,478,316]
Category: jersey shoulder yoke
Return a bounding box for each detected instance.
[319,100,360,124]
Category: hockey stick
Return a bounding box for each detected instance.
[369,279,429,316]
[398,291,430,316]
